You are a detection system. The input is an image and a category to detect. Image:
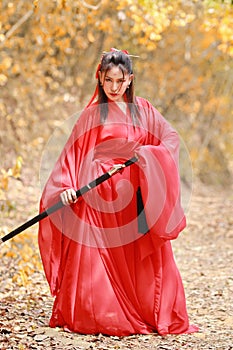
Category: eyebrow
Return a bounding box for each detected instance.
[105,75,125,80]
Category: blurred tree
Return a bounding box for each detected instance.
[0,0,232,188]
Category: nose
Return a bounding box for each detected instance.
[111,81,118,92]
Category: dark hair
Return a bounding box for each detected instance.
[97,50,139,124]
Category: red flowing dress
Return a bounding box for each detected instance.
[38,97,198,336]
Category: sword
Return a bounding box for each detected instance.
[1,156,138,244]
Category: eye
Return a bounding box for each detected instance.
[105,78,112,82]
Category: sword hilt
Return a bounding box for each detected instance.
[108,155,138,176]
[107,163,126,176]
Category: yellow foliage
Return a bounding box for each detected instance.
[98,17,113,32]
[19,269,28,286]
[87,31,95,43]
[5,249,17,259]
[0,74,8,86]
[55,37,71,50]
[33,0,39,10]
[12,156,23,179]
[0,157,23,192]
[0,56,13,71]
[11,63,21,75]
[149,32,162,41]
[1,170,9,191]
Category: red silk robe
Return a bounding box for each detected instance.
[38,97,198,335]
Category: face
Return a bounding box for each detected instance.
[99,66,133,102]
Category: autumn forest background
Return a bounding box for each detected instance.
[0,1,233,349]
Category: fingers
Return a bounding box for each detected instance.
[60,189,78,206]
[134,150,140,161]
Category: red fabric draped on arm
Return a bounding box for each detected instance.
[134,98,186,259]
[38,108,100,295]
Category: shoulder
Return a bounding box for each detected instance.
[135,96,161,116]
[135,96,175,133]
[135,96,153,109]
[135,96,164,120]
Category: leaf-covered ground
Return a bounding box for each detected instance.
[0,177,233,350]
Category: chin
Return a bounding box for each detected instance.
[108,95,124,102]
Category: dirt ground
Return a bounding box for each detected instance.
[0,176,233,350]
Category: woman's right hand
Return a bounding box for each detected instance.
[60,188,78,206]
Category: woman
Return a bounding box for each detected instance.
[38,48,198,336]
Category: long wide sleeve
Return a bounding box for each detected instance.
[38,107,99,295]
[134,98,186,259]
